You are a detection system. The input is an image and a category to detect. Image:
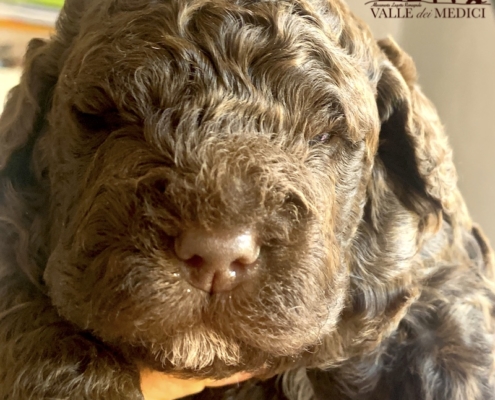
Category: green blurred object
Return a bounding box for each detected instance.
[21,0,63,7]
[1,0,63,9]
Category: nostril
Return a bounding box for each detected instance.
[184,255,205,269]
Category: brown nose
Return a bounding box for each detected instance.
[174,228,260,293]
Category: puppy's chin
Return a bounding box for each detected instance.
[92,276,347,377]
[119,324,315,379]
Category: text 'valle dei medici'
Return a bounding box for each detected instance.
[369,0,489,19]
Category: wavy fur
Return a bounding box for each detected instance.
[0,0,494,399]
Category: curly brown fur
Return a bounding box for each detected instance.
[1,0,494,399]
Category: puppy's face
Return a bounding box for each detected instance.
[43,0,379,377]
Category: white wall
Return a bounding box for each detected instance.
[351,3,495,243]
[0,68,20,113]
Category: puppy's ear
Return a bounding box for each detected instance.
[0,37,60,288]
[0,0,87,187]
[374,38,457,228]
[0,0,86,286]
[0,39,57,188]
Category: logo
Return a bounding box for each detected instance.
[365,0,491,19]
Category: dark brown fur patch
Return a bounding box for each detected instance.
[0,1,493,399]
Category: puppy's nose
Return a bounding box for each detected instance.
[174,228,260,293]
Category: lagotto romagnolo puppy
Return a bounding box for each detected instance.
[0,0,494,399]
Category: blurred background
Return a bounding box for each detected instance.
[0,1,494,243]
[0,0,60,101]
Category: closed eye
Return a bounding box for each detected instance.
[309,132,334,146]
[72,106,123,133]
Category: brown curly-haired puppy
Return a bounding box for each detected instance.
[1,0,494,399]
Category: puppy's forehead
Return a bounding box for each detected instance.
[61,0,378,142]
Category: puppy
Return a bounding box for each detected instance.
[0,0,494,399]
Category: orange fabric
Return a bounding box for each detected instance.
[140,369,253,400]
[0,19,54,34]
